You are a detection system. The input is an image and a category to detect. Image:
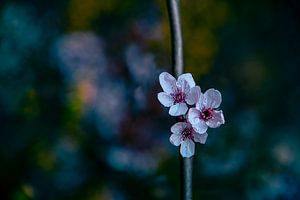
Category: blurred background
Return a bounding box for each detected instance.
[1,0,300,199]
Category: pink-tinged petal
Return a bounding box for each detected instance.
[203,89,222,108]
[188,108,201,125]
[157,92,174,107]
[192,120,208,134]
[179,79,190,94]
[169,103,188,116]
[171,122,187,134]
[178,73,196,88]
[193,132,208,144]
[180,139,195,158]
[169,133,182,146]
[206,110,225,128]
[195,93,204,110]
[159,72,176,94]
[186,86,201,105]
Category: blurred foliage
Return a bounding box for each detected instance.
[1,0,300,199]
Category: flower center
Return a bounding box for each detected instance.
[200,108,214,121]
[181,127,194,140]
[171,89,186,103]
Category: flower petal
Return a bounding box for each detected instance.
[178,73,195,88]
[179,79,190,94]
[157,92,174,107]
[180,139,195,158]
[193,132,208,144]
[159,72,176,94]
[187,108,201,125]
[169,103,188,116]
[192,121,208,134]
[203,88,222,108]
[206,110,225,128]
[186,86,201,105]
[169,133,182,146]
[171,122,187,134]
[196,93,204,110]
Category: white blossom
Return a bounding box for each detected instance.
[170,122,207,158]
[157,72,200,116]
[188,89,225,134]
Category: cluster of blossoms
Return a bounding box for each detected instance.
[157,72,225,158]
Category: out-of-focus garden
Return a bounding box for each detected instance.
[1,0,300,199]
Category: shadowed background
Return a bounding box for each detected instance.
[1,0,300,199]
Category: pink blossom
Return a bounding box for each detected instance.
[169,122,208,158]
[157,72,200,116]
[188,89,225,134]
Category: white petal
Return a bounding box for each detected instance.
[186,86,201,105]
[195,93,204,110]
[169,103,188,116]
[179,79,190,94]
[193,121,208,134]
[178,73,196,88]
[193,132,208,144]
[169,133,182,146]
[159,72,176,94]
[157,92,174,107]
[180,139,195,158]
[171,122,187,134]
[203,89,222,108]
[206,110,225,128]
[187,108,201,125]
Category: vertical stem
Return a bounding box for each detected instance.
[167,0,184,76]
[167,0,193,200]
[181,156,193,200]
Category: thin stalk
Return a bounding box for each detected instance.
[181,156,193,200]
[167,0,193,200]
[167,0,184,76]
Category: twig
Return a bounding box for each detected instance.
[167,0,193,200]
[167,0,184,76]
[181,156,193,200]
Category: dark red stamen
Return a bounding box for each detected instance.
[200,108,214,121]
[181,127,194,140]
[171,89,186,103]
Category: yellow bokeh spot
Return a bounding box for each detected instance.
[22,184,34,198]
[68,0,115,30]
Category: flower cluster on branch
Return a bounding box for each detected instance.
[158,72,225,157]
